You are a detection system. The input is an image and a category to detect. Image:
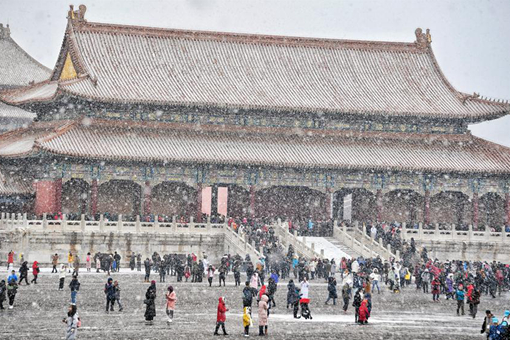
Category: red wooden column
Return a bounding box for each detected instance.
[249,185,256,218]
[143,181,152,216]
[472,192,479,228]
[196,183,203,222]
[424,189,430,225]
[506,193,510,227]
[90,179,98,216]
[34,179,62,215]
[376,189,383,222]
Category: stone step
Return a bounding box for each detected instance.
[325,237,361,259]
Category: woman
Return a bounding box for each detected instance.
[165,285,176,324]
[86,253,91,272]
[325,276,337,305]
[63,304,79,340]
[258,294,269,336]
[31,261,40,284]
[144,281,157,325]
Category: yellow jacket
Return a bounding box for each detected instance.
[68,254,74,263]
[242,307,253,327]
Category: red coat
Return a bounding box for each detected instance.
[358,299,369,322]
[217,297,227,322]
[431,278,440,294]
[7,252,14,264]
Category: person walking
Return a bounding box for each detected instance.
[353,288,362,323]
[59,264,67,291]
[144,281,157,325]
[369,269,381,294]
[214,296,229,335]
[300,277,312,319]
[31,261,40,284]
[431,276,441,302]
[104,278,116,313]
[456,285,465,316]
[51,253,59,273]
[144,258,152,283]
[165,285,176,324]
[69,275,80,304]
[63,304,78,340]
[207,265,215,287]
[258,294,269,336]
[68,252,74,273]
[7,278,18,309]
[342,283,351,314]
[7,251,14,270]
[19,261,29,285]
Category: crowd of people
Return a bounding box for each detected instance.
[2,238,510,339]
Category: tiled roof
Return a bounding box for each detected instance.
[0,169,33,195]
[0,34,51,88]
[2,119,510,174]
[2,20,508,121]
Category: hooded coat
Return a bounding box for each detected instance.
[217,297,227,322]
[258,295,269,326]
[242,307,253,327]
[144,283,157,319]
[358,299,370,323]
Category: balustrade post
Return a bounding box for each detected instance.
[42,213,47,230]
[502,227,506,243]
[23,213,28,229]
[311,243,315,252]
[155,215,159,230]
[468,224,473,242]
[118,215,123,232]
[135,215,141,233]
[320,249,325,258]
[81,214,86,233]
[451,224,455,240]
[172,216,177,233]
[396,249,400,261]
[418,223,423,240]
[206,215,211,233]
[434,223,439,237]
[99,214,104,232]
[190,216,195,230]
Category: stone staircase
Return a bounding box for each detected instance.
[325,236,361,259]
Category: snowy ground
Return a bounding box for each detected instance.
[297,236,351,261]
[0,267,506,339]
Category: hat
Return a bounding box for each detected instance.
[505,310,510,317]
[492,317,499,324]
[151,280,156,284]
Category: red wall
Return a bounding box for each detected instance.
[34,179,61,215]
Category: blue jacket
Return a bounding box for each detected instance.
[455,289,465,301]
[7,274,18,283]
[489,324,502,340]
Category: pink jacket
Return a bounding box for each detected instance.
[166,291,176,310]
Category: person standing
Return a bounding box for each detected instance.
[31,261,40,284]
[342,283,351,314]
[51,253,59,273]
[114,281,123,312]
[86,252,91,272]
[69,275,80,304]
[258,294,269,336]
[469,288,480,319]
[144,281,157,325]
[137,254,142,272]
[104,278,116,313]
[369,269,381,294]
[73,255,80,277]
[59,264,67,291]
[68,252,74,273]
[0,279,6,310]
[7,251,14,270]
[431,276,441,302]
[19,261,29,285]
[130,253,136,271]
[456,285,465,316]
[63,304,78,340]
[242,306,253,337]
[214,296,229,335]
[353,288,362,323]
[7,278,18,309]
[114,252,121,272]
[144,258,152,283]
[300,277,312,319]
[325,276,337,305]
[165,285,176,324]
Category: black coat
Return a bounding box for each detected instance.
[0,281,6,301]
[144,285,157,319]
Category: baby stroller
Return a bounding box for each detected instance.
[300,298,313,320]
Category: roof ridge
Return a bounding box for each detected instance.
[4,36,52,74]
[34,119,79,146]
[72,20,423,52]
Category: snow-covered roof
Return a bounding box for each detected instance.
[0,24,51,89]
[0,169,33,195]
[2,119,510,174]
[1,15,508,121]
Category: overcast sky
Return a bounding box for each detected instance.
[1,0,509,146]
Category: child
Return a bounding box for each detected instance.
[69,275,80,304]
[207,265,215,287]
[113,281,123,312]
[214,297,228,335]
[59,264,67,291]
[258,295,269,335]
[243,306,253,337]
[165,285,176,324]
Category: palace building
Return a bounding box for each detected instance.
[1,5,509,228]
